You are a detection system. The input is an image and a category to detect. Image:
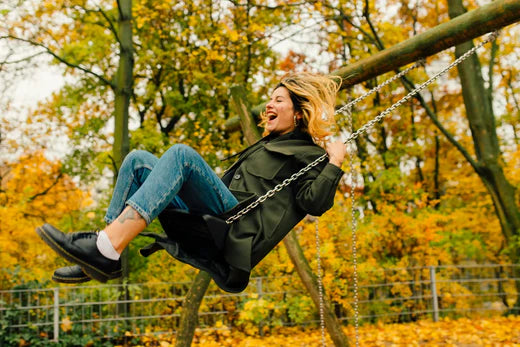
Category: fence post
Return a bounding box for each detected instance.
[256,278,265,336]
[53,287,59,342]
[429,266,439,322]
[256,277,264,298]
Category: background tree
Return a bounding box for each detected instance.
[0,151,90,288]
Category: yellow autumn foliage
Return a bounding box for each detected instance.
[0,151,91,287]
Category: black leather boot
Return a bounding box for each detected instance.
[36,224,122,283]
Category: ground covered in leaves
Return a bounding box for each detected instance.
[142,316,520,346]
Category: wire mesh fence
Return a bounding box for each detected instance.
[342,264,519,325]
[1,264,518,342]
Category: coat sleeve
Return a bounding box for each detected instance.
[294,159,344,216]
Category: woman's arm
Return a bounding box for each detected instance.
[326,140,347,168]
[293,148,345,216]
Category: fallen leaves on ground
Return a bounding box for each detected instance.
[182,316,520,346]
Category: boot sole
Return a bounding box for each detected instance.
[52,272,92,284]
[36,226,122,283]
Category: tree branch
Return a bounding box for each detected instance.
[95,5,121,44]
[333,0,520,88]
[352,8,481,174]
[116,0,124,20]
[486,36,499,111]
[27,172,63,202]
[400,74,481,173]
[0,51,46,65]
[67,4,121,44]
[108,154,119,176]
[363,0,385,50]
[320,2,377,47]
[503,71,520,118]
[1,35,115,88]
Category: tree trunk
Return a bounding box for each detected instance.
[230,86,350,346]
[284,231,351,346]
[172,88,261,347]
[113,0,133,315]
[175,271,212,347]
[230,86,261,143]
[113,0,133,173]
[448,0,520,312]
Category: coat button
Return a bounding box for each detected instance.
[234,173,241,179]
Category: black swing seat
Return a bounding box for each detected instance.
[138,207,251,293]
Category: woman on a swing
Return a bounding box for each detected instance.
[37,72,346,293]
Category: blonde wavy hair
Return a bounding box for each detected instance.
[260,72,342,147]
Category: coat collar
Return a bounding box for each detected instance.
[263,129,324,157]
[222,129,315,161]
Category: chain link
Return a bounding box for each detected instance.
[225,30,499,224]
[315,218,326,346]
[347,105,360,347]
[335,58,425,116]
[225,153,327,223]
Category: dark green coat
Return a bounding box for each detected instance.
[139,130,344,292]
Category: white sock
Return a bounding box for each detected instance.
[96,230,120,261]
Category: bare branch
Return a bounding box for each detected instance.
[94,5,121,44]
[1,35,115,88]
[267,20,325,49]
[363,0,385,50]
[320,2,379,48]
[400,74,480,172]
[27,172,63,202]
[0,51,46,65]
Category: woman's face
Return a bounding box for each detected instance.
[265,86,300,136]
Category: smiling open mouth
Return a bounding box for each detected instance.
[268,114,277,121]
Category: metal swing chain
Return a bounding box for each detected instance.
[225,29,498,226]
[314,105,360,347]
[346,105,360,347]
[335,58,425,116]
[314,218,327,346]
[320,31,496,344]
[225,30,498,344]
[312,31,497,345]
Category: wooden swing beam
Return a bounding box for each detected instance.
[335,0,520,89]
[224,0,520,132]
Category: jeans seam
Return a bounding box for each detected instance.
[147,166,185,221]
[187,162,234,210]
[192,163,215,196]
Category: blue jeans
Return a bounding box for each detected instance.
[104,144,239,225]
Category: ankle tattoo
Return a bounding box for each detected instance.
[118,208,143,224]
